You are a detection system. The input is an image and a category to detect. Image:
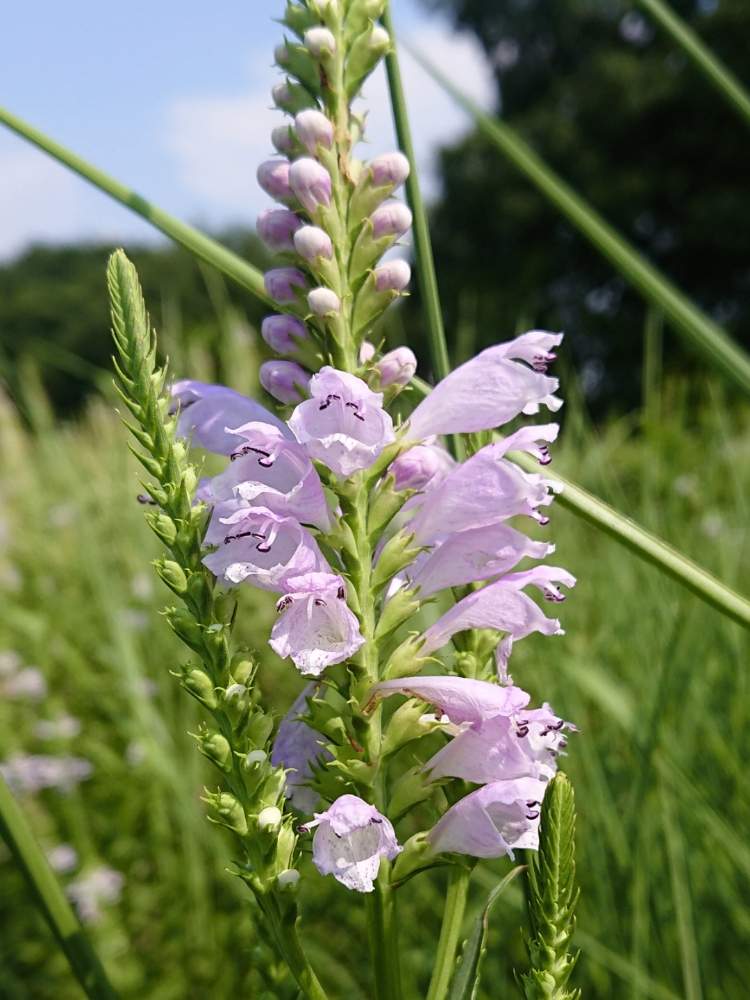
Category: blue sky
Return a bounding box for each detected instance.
[0,1,493,260]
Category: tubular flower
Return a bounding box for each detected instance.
[302,794,401,892]
[271,685,332,812]
[171,380,291,453]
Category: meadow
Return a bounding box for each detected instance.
[1,335,746,998]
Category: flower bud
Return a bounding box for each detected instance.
[145,510,177,546]
[257,208,302,252]
[257,159,293,203]
[346,25,391,95]
[304,27,336,59]
[156,559,188,595]
[371,201,413,238]
[274,43,290,65]
[294,109,334,154]
[200,732,232,771]
[258,806,283,832]
[271,125,296,155]
[181,668,218,709]
[390,444,449,492]
[307,287,341,316]
[264,267,307,304]
[289,158,332,214]
[260,360,310,404]
[261,314,309,355]
[371,152,410,189]
[245,749,268,768]
[213,793,248,835]
[374,259,411,292]
[294,225,333,261]
[277,868,301,890]
[272,79,316,115]
[377,346,417,387]
[359,340,376,363]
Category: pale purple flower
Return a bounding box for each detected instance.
[370,675,531,725]
[2,667,47,701]
[428,777,548,858]
[199,421,331,530]
[304,26,336,57]
[376,346,417,387]
[294,225,333,261]
[408,523,555,597]
[261,315,310,355]
[47,844,79,874]
[67,866,124,924]
[425,705,574,784]
[295,109,334,154]
[0,754,93,794]
[288,367,395,477]
[271,124,296,155]
[257,159,294,203]
[407,331,563,441]
[370,151,410,189]
[390,443,455,492]
[171,380,290,453]
[260,360,310,404]
[271,684,332,811]
[269,572,365,676]
[302,794,401,892]
[264,267,308,304]
[374,260,411,292]
[370,201,412,238]
[203,503,328,590]
[257,208,302,252]
[407,427,561,543]
[420,566,576,676]
[307,287,341,316]
[290,158,332,214]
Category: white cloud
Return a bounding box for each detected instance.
[165,22,494,223]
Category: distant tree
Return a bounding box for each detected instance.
[412,0,750,411]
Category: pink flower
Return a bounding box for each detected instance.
[288,367,395,477]
[302,794,401,892]
[407,331,563,441]
[269,572,365,676]
[199,421,331,531]
[170,380,290,454]
[369,675,531,725]
[370,152,410,189]
[290,158,332,214]
[389,443,455,492]
[203,503,328,591]
[376,346,417,387]
[370,201,412,239]
[257,159,294,203]
[374,259,410,292]
[428,777,548,858]
[295,109,334,154]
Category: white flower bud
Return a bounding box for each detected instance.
[277,868,301,890]
[308,287,341,316]
[304,27,336,59]
[371,201,413,239]
[377,346,417,386]
[374,259,411,292]
[245,749,268,768]
[368,26,390,51]
[294,225,333,261]
[258,806,283,831]
[370,151,410,189]
[295,109,334,154]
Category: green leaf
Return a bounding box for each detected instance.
[447,865,525,1000]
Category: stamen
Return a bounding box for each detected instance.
[318,393,341,411]
[224,530,265,545]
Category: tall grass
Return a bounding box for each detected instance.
[0,356,746,998]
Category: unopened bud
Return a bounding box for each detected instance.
[260,360,310,404]
[304,27,336,59]
[294,225,333,261]
[261,314,310,355]
[201,732,232,771]
[371,201,413,238]
[182,668,218,709]
[257,159,293,203]
[264,267,307,304]
[360,340,376,363]
[346,25,391,95]
[271,124,296,155]
[307,287,341,316]
[272,79,316,115]
[289,158,332,214]
[374,259,411,292]
[377,346,417,387]
[277,868,301,890]
[274,43,290,65]
[157,559,188,594]
[213,793,248,835]
[146,510,177,546]
[257,208,302,252]
[258,806,283,831]
[371,151,410,189]
[295,109,334,154]
[245,749,268,768]
[390,444,451,492]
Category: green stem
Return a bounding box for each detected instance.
[263,898,330,1000]
[0,106,269,304]
[635,0,750,129]
[366,867,403,1000]
[0,774,119,999]
[426,867,471,1000]
[405,46,750,398]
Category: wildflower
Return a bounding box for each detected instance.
[271,684,332,811]
[370,675,531,725]
[261,314,310,355]
[203,503,328,590]
[304,26,336,58]
[374,259,411,292]
[257,208,302,252]
[264,267,308,305]
[269,572,365,676]
[307,287,341,316]
[302,794,401,892]
[370,201,413,238]
[289,158,332,214]
[0,754,92,794]
[428,777,549,858]
[288,367,395,477]
[260,359,310,404]
[389,443,455,492]
[171,380,289,453]
[257,159,294,203]
[295,109,334,154]
[294,225,334,261]
[375,347,417,387]
[47,844,79,874]
[67,866,124,924]
[370,151,410,189]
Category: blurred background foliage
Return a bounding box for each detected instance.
[1,0,749,997]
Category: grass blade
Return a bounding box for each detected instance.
[0,774,119,999]
[0,106,269,305]
[635,0,750,129]
[404,47,750,397]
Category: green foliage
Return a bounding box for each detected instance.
[519,774,580,1000]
